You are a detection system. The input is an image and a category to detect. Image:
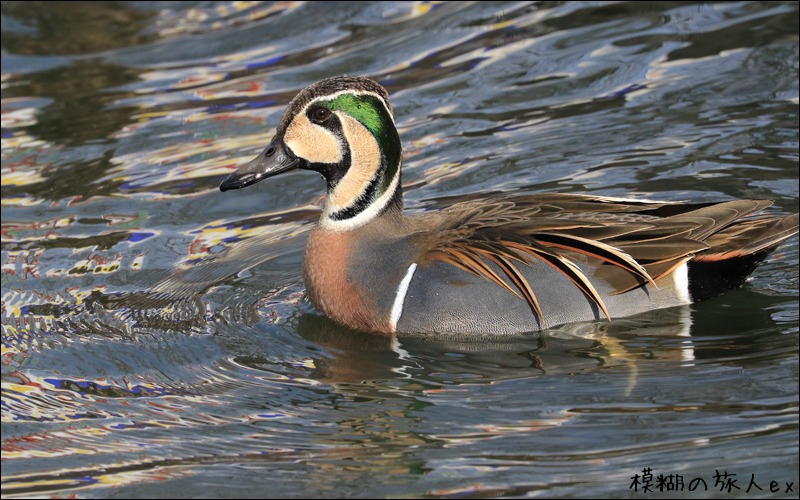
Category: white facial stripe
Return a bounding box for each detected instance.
[301,89,393,120]
[325,113,381,214]
[284,112,343,164]
[320,164,400,231]
[390,263,417,332]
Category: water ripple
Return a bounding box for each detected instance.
[2,1,797,498]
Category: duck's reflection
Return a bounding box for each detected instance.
[294,303,697,390]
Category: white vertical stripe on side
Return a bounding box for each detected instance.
[672,262,691,305]
[390,263,417,332]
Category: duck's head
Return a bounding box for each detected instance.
[220,76,403,230]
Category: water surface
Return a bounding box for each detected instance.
[2,1,798,498]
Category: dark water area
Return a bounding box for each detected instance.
[2,2,798,498]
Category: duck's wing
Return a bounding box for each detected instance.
[412,193,795,320]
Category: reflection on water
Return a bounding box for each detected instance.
[2,1,798,498]
[1,2,157,55]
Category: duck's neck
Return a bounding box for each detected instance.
[320,174,403,231]
[318,108,403,231]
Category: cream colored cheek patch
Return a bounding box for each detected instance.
[284,113,343,164]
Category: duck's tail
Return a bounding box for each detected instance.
[688,213,798,301]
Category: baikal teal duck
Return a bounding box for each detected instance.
[220,76,799,335]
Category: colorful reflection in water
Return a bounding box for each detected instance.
[2,1,798,497]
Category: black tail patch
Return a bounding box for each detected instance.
[687,249,774,301]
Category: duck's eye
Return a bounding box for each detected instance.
[310,107,331,124]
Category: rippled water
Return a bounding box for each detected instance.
[2,1,798,498]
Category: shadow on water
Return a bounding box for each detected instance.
[288,291,796,389]
[1,1,157,55]
[12,61,141,145]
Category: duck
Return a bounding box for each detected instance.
[220,76,799,335]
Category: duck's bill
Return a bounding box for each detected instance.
[219,140,301,191]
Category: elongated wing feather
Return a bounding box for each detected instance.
[415,193,797,324]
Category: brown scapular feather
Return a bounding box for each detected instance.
[484,251,545,324]
[534,232,655,286]
[432,246,522,300]
[501,239,612,320]
[416,193,798,325]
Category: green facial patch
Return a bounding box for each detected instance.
[324,94,388,139]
